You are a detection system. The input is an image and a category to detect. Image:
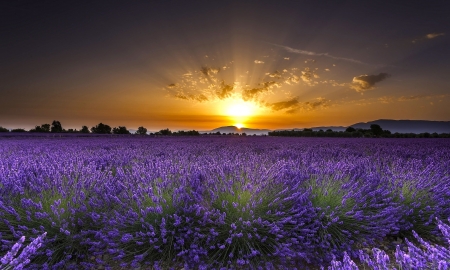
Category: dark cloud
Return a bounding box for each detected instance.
[351,73,390,92]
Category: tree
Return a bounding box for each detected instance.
[51,120,63,133]
[0,126,9,132]
[370,124,383,137]
[159,128,172,135]
[112,126,130,134]
[136,126,147,135]
[30,123,50,132]
[91,123,112,134]
[80,126,90,133]
[41,124,50,132]
[345,127,356,132]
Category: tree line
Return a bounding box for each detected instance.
[2,122,449,138]
[268,124,450,138]
[0,121,200,136]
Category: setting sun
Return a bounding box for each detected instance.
[226,101,254,117]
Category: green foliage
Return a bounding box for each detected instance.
[0,126,9,132]
[394,182,439,240]
[307,177,373,250]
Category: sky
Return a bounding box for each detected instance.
[1,1,449,131]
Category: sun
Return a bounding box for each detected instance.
[226,101,254,117]
[218,99,259,128]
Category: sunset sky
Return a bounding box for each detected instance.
[1,1,449,131]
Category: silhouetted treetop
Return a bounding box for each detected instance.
[91,123,112,134]
[51,120,63,133]
[80,126,90,133]
[112,126,131,134]
[136,126,147,135]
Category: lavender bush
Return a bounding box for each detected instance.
[327,218,450,269]
[1,232,46,269]
[0,136,449,268]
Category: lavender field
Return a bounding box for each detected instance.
[1,136,450,269]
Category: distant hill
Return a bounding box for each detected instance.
[350,120,450,134]
[205,120,450,136]
[272,120,450,134]
[206,126,270,135]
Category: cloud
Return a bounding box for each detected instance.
[200,66,220,76]
[400,94,449,101]
[350,73,390,92]
[284,75,300,85]
[269,97,300,111]
[426,33,445,39]
[175,93,209,102]
[397,95,426,101]
[254,60,265,64]
[413,33,445,43]
[304,97,330,110]
[378,96,395,104]
[166,55,325,106]
[242,81,281,101]
[266,97,330,113]
[272,43,370,65]
[284,57,290,60]
[216,81,234,99]
[376,94,449,105]
[300,67,319,85]
[266,71,282,79]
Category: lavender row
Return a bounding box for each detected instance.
[0,137,449,268]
